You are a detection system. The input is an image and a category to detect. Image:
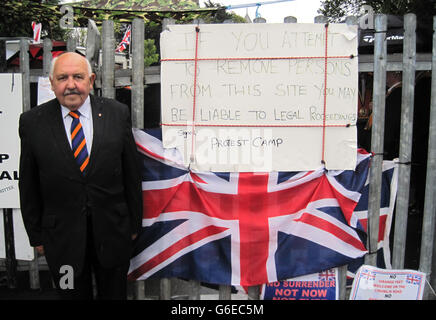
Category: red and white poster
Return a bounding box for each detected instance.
[350,265,426,300]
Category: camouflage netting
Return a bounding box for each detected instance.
[68,0,221,26]
[7,0,221,28]
[70,6,220,26]
[73,0,202,11]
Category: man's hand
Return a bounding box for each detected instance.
[35,245,44,256]
[131,234,137,240]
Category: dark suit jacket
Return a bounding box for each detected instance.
[19,95,143,275]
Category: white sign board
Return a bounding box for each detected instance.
[0,209,34,261]
[0,73,22,208]
[349,265,426,300]
[37,76,55,105]
[160,23,358,172]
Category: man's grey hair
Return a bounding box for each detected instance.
[49,54,93,79]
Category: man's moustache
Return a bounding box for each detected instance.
[64,90,80,96]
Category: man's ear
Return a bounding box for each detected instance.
[49,77,54,91]
[89,73,96,89]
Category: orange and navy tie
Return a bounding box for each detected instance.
[69,111,89,172]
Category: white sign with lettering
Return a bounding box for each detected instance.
[160,23,358,172]
[0,209,34,260]
[0,73,22,208]
[350,265,426,300]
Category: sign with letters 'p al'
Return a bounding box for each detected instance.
[0,73,22,208]
[160,23,358,172]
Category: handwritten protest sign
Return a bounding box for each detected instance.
[261,268,338,300]
[160,23,358,172]
[349,265,426,300]
[0,74,22,208]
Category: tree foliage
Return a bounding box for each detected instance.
[319,0,436,23]
[0,0,239,41]
[1,0,245,65]
[0,0,66,39]
[144,38,159,66]
[202,0,246,23]
[318,0,361,22]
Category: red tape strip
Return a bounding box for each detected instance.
[162,123,351,128]
[190,27,200,161]
[321,24,329,165]
[161,55,351,62]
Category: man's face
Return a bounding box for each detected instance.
[50,53,95,110]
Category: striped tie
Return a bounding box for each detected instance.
[69,111,89,172]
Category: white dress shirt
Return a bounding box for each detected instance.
[61,96,93,156]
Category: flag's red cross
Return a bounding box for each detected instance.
[407,275,421,285]
[361,270,376,280]
[129,172,365,286]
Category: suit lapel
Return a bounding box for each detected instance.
[86,95,105,175]
[47,99,84,178]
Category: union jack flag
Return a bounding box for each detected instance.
[346,159,398,285]
[116,25,131,52]
[128,129,372,286]
[360,269,376,281]
[406,274,421,285]
[318,269,336,281]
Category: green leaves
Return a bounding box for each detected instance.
[144,38,159,66]
[1,1,66,38]
[319,0,436,22]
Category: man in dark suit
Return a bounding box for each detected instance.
[18,52,143,300]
